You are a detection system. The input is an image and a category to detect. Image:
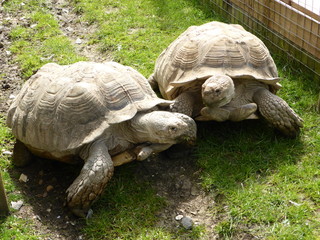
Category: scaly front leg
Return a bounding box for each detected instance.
[170,92,195,117]
[66,140,114,218]
[253,88,303,137]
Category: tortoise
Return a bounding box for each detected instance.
[149,21,303,137]
[6,61,197,217]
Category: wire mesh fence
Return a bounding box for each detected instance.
[205,0,320,79]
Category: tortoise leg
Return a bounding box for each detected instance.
[12,140,33,167]
[196,106,230,122]
[135,143,172,161]
[196,103,257,122]
[147,74,159,90]
[227,103,257,122]
[170,92,195,117]
[66,140,114,218]
[253,88,303,137]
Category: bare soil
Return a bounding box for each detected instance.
[0,1,220,239]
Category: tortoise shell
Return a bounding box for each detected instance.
[152,21,280,100]
[7,61,170,155]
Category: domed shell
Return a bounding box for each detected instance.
[7,61,170,155]
[153,21,280,100]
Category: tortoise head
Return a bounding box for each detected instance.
[130,111,197,145]
[201,75,235,108]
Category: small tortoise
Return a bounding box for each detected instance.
[7,61,197,217]
[149,21,303,137]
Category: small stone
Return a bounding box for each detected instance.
[6,50,11,56]
[19,173,28,182]
[38,179,43,185]
[175,214,184,221]
[191,186,199,196]
[190,211,197,215]
[66,26,73,32]
[75,38,82,44]
[43,192,48,197]
[9,94,16,99]
[33,215,41,221]
[2,150,12,155]
[30,24,37,28]
[46,185,54,192]
[86,209,93,219]
[46,208,51,213]
[181,216,193,230]
[289,200,302,206]
[11,200,23,210]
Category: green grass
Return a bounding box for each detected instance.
[1,0,320,239]
[0,116,39,239]
[72,0,217,76]
[6,0,86,78]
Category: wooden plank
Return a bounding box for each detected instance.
[280,0,320,22]
[230,0,319,59]
[0,170,10,216]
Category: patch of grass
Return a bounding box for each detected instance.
[84,164,205,240]
[0,115,36,236]
[5,0,86,78]
[196,73,320,239]
[72,0,218,76]
[0,215,41,240]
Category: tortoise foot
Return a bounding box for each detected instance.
[13,140,33,167]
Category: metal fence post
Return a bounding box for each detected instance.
[0,169,10,216]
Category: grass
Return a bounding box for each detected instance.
[6,0,86,77]
[1,0,320,239]
[72,0,217,76]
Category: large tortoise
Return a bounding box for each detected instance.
[7,61,197,217]
[149,21,303,137]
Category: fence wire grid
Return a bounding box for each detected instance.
[207,0,320,78]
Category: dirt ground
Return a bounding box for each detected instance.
[0,1,220,240]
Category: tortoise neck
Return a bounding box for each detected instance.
[118,113,151,144]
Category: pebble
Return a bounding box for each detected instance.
[181,216,193,230]
[289,200,302,206]
[9,94,16,99]
[86,209,93,219]
[66,26,73,32]
[11,200,23,210]
[2,150,12,155]
[175,214,184,221]
[19,173,28,183]
[75,38,82,44]
[46,185,54,192]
